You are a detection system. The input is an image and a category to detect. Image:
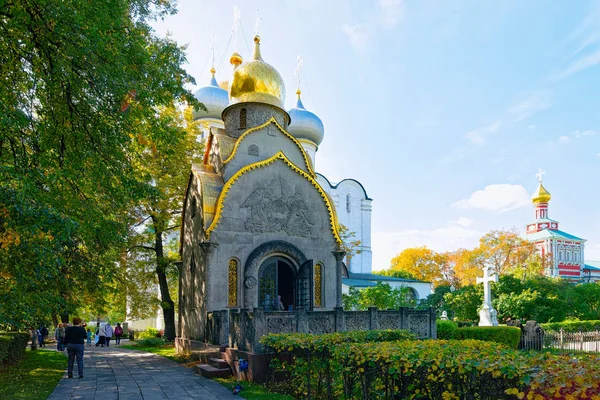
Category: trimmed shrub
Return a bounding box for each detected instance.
[452,326,521,349]
[266,338,600,399]
[262,330,415,398]
[436,320,457,339]
[541,320,600,333]
[136,337,166,347]
[136,328,162,339]
[0,333,30,367]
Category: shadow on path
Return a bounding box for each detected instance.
[47,341,236,400]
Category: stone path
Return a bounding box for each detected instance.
[47,342,237,400]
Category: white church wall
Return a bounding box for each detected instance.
[316,175,373,274]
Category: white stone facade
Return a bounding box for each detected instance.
[316,174,373,274]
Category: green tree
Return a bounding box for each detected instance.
[343,282,417,310]
[419,285,453,317]
[0,0,197,328]
[126,106,203,341]
[570,283,600,321]
[444,285,482,322]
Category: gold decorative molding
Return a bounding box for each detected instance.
[222,117,315,177]
[206,151,341,244]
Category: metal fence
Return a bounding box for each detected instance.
[521,329,600,354]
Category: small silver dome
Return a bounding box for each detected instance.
[192,70,229,121]
[287,91,324,146]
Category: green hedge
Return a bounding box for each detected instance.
[261,330,415,398]
[541,320,600,332]
[0,333,30,368]
[436,320,457,339]
[266,338,600,399]
[452,326,521,349]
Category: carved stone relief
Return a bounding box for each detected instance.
[345,314,369,331]
[266,316,295,334]
[408,314,430,338]
[241,178,314,237]
[379,314,402,330]
[308,314,334,334]
[244,276,257,289]
[248,144,259,156]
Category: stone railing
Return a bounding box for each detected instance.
[206,307,436,354]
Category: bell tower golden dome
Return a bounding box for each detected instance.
[228,36,286,109]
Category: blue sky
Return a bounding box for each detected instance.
[154,0,600,270]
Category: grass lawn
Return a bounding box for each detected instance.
[215,377,293,400]
[0,348,67,400]
[120,343,191,363]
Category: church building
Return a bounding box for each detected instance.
[524,171,599,281]
[177,35,436,355]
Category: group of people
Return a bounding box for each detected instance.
[33,319,126,379]
[93,322,124,347]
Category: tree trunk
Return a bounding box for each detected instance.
[155,229,176,341]
[51,313,59,327]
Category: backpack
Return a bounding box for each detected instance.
[115,326,123,335]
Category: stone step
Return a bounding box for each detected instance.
[208,357,229,369]
[195,363,232,379]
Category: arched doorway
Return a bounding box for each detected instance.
[258,257,296,311]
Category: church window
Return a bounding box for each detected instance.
[190,255,196,310]
[314,263,323,307]
[346,194,351,213]
[403,287,418,304]
[248,144,259,156]
[240,108,247,129]
[190,198,197,219]
[228,259,238,307]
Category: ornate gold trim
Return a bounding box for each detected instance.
[221,117,315,177]
[206,151,341,244]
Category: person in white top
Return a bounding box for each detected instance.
[96,323,107,347]
[104,323,114,347]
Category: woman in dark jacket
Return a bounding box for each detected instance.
[64,317,87,378]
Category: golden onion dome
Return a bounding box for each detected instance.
[229,35,286,109]
[218,52,244,91]
[532,182,552,204]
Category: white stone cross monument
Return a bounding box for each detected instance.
[476,265,499,326]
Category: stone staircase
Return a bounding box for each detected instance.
[193,345,232,378]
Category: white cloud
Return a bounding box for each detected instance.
[378,0,405,28]
[558,135,571,144]
[450,217,477,228]
[573,129,597,138]
[465,121,501,144]
[507,92,553,121]
[453,184,530,213]
[559,49,600,79]
[342,24,369,53]
[372,225,482,271]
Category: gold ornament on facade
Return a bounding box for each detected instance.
[314,263,322,307]
[228,259,238,306]
[229,35,286,109]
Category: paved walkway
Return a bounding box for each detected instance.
[47,342,237,400]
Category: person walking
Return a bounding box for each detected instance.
[54,324,63,351]
[37,326,46,347]
[114,323,123,345]
[86,329,92,346]
[64,317,87,379]
[104,323,114,347]
[97,323,107,347]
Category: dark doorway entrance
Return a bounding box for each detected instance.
[258,257,295,311]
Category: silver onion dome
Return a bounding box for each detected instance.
[287,90,324,146]
[192,68,229,121]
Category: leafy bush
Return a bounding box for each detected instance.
[266,338,600,399]
[541,320,600,333]
[136,328,162,339]
[136,338,166,347]
[436,320,457,339]
[452,326,521,349]
[261,330,415,398]
[0,333,30,367]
